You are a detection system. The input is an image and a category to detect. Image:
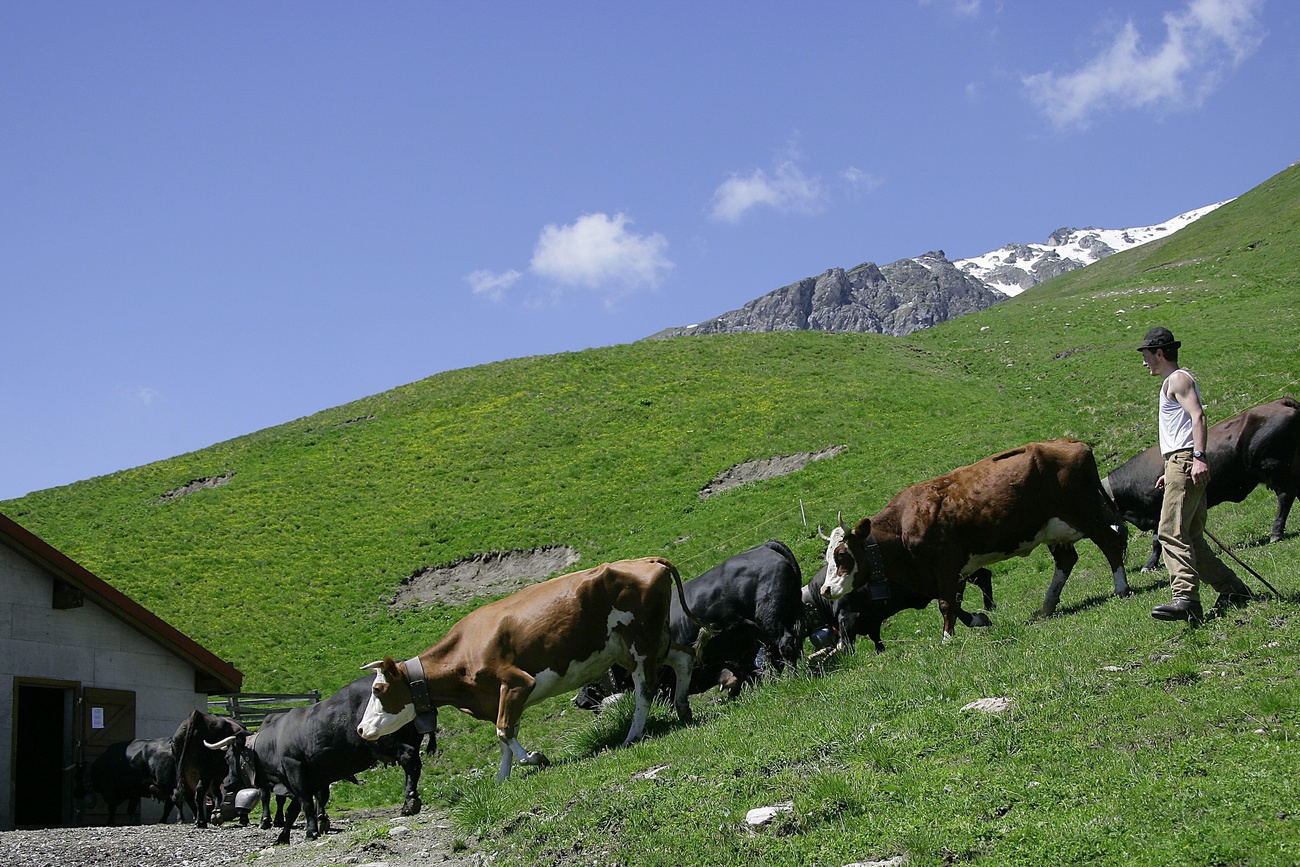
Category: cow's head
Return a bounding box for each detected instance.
[357,657,418,740]
[202,731,255,792]
[820,515,869,600]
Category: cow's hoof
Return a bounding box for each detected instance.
[275,831,291,846]
[259,818,272,831]
[970,613,992,628]
[401,797,422,816]
[318,816,330,835]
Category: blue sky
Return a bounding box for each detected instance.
[2,0,1297,500]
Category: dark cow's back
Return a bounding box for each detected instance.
[241,676,426,844]
[669,540,804,694]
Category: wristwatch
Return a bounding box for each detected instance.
[1193,450,1205,459]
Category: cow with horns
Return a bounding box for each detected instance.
[1104,396,1300,569]
[205,675,428,845]
[802,554,994,656]
[171,711,250,827]
[356,557,712,782]
[820,439,1129,641]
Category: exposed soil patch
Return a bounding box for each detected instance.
[156,472,235,503]
[699,445,848,499]
[394,546,582,607]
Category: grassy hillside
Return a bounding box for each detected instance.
[5,161,1299,865]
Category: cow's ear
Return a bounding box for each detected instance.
[382,656,402,680]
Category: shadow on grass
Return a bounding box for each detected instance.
[1045,572,1168,619]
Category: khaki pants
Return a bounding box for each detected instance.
[1158,450,1238,601]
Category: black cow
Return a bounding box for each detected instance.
[172,710,249,827]
[88,737,182,825]
[576,541,803,708]
[802,559,994,655]
[668,540,804,694]
[1104,397,1300,569]
[210,675,427,845]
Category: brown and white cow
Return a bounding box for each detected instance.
[821,439,1129,640]
[357,557,708,781]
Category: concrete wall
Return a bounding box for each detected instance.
[1,540,209,828]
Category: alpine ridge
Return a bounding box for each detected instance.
[648,201,1226,340]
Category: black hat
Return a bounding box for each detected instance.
[1136,326,1181,352]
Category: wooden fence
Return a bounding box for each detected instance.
[207,691,321,729]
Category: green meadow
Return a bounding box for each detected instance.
[5,162,1299,865]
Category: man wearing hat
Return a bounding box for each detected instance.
[1136,326,1251,624]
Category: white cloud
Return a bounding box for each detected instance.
[467,268,522,302]
[709,160,827,223]
[530,212,672,293]
[842,166,885,194]
[1024,0,1264,129]
[467,213,672,305]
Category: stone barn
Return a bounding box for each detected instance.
[0,512,243,828]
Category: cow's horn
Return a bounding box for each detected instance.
[204,735,238,750]
[817,525,831,542]
[837,511,847,532]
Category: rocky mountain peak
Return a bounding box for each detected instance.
[646,201,1227,342]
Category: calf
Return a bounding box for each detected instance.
[357,557,709,782]
[1104,397,1300,568]
[822,439,1128,640]
[207,676,426,845]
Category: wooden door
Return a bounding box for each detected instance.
[79,688,136,825]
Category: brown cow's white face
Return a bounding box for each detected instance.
[820,525,861,600]
[357,660,416,740]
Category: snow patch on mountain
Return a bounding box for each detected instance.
[955,202,1229,297]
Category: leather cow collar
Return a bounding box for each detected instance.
[858,530,892,603]
[402,656,438,735]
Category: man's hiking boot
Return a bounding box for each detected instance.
[1152,597,1204,624]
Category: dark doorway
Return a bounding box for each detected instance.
[14,684,72,827]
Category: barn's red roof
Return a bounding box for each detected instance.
[0,512,243,693]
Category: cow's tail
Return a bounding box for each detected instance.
[661,558,718,665]
[172,711,200,805]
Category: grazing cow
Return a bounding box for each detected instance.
[89,737,182,825]
[575,541,805,707]
[802,557,994,655]
[821,439,1129,640]
[171,710,249,827]
[207,676,427,845]
[1104,397,1300,569]
[668,540,804,694]
[357,557,709,782]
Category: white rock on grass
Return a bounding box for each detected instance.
[960,696,1013,714]
[745,802,794,826]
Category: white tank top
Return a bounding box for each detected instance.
[1158,369,1198,456]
